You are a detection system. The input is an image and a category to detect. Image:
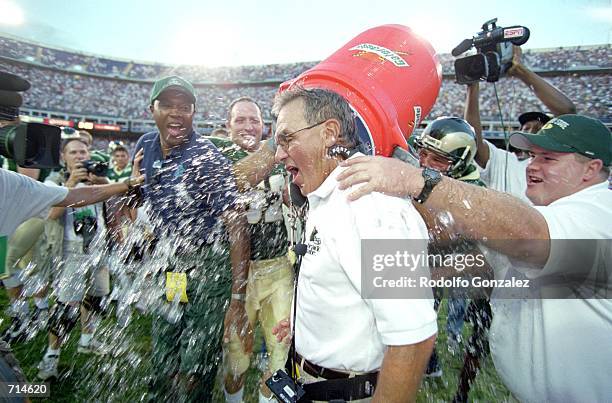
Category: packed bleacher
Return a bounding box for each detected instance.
[0,35,610,125]
[0,57,609,123]
[1,35,610,81]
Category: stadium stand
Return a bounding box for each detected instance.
[0,34,610,138]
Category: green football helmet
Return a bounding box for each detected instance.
[415,117,477,178]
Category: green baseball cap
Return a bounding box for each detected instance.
[149,75,196,105]
[510,114,612,166]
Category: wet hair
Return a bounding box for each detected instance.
[272,86,358,149]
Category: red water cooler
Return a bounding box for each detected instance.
[280,24,442,158]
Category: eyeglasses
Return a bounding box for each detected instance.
[154,100,195,115]
[275,120,327,150]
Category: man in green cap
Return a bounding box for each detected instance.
[130,75,251,401]
[334,113,612,402]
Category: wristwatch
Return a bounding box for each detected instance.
[414,167,442,204]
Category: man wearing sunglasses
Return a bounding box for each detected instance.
[131,76,250,401]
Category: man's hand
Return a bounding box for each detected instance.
[223,299,253,352]
[65,163,89,187]
[132,148,144,176]
[272,318,291,345]
[337,156,422,201]
[507,45,524,77]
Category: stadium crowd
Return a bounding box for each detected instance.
[0,60,609,123]
[1,30,611,403]
[2,36,610,81]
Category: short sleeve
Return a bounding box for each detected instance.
[0,169,68,235]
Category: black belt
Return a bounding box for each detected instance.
[295,352,379,384]
[296,352,355,380]
[293,354,379,402]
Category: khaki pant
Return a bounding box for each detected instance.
[224,254,294,377]
[2,218,44,287]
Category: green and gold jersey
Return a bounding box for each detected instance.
[107,165,132,182]
[205,136,289,260]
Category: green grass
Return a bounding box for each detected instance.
[1,290,511,402]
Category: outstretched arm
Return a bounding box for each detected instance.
[464,82,489,167]
[336,156,550,265]
[232,140,277,191]
[56,177,143,208]
[508,46,576,116]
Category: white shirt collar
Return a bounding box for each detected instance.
[307,152,364,203]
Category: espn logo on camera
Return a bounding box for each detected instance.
[503,27,525,39]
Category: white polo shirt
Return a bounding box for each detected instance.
[294,157,437,372]
[488,181,612,402]
[479,140,531,203]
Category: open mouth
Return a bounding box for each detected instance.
[167,122,186,137]
[527,175,543,185]
[286,165,300,182]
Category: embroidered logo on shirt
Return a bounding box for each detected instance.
[174,163,186,178]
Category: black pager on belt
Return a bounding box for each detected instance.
[266,369,306,402]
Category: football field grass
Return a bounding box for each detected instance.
[1,290,511,402]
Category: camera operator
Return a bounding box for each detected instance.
[464,45,576,200]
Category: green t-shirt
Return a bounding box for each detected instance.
[205,136,289,260]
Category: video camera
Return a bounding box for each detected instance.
[452,18,530,85]
[0,71,61,169]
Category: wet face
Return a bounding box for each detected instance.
[62,140,90,172]
[150,89,194,152]
[521,120,544,134]
[227,101,263,152]
[274,98,333,196]
[112,150,129,170]
[418,148,453,174]
[525,145,592,206]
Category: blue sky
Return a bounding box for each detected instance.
[0,0,610,66]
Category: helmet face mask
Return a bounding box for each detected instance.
[415,117,477,178]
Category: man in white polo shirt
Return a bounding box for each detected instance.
[336,114,612,402]
[272,87,437,402]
